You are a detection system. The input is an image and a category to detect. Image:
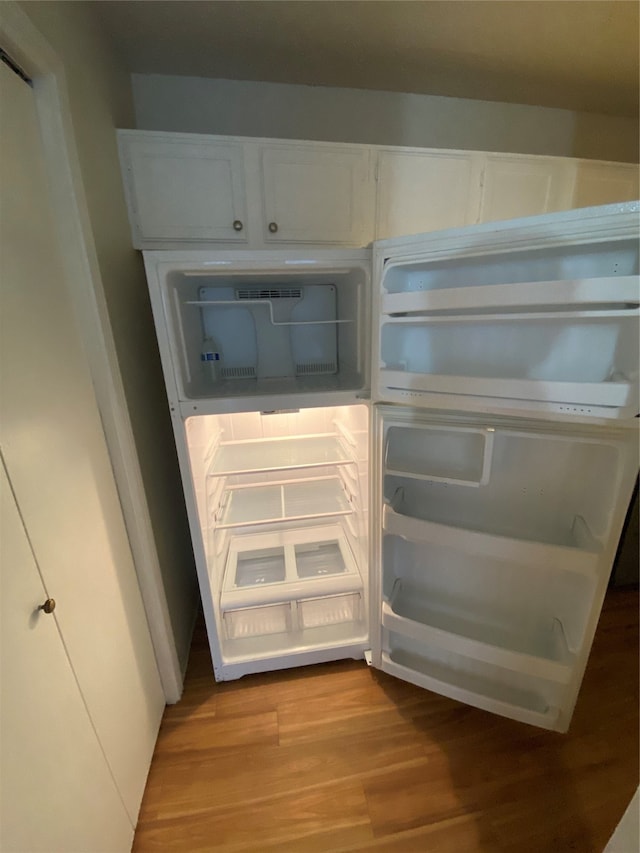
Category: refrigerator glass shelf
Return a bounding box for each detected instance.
[217,478,352,530]
[209,434,354,477]
[383,588,574,683]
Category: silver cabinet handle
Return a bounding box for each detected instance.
[233,220,243,231]
[268,222,278,234]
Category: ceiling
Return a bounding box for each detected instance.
[93,1,640,116]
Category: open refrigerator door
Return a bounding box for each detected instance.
[369,203,639,731]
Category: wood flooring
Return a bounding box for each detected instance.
[133,587,639,852]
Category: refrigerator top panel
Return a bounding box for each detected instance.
[372,203,640,422]
[142,249,370,414]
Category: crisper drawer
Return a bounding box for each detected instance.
[219,522,364,641]
[222,593,363,640]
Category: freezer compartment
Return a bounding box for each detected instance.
[161,265,367,400]
[382,632,565,730]
[384,424,624,548]
[382,532,589,677]
[379,311,639,414]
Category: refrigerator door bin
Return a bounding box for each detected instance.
[380,640,563,730]
[379,311,638,415]
[385,424,494,487]
[383,424,624,551]
[375,209,639,419]
[380,236,638,297]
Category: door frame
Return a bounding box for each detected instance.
[0,1,182,701]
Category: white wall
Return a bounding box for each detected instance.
[22,3,199,673]
[132,74,639,163]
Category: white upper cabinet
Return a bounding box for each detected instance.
[478,154,571,223]
[375,150,482,239]
[571,161,640,209]
[118,132,248,246]
[118,130,638,248]
[258,144,370,244]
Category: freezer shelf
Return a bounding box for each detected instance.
[383,505,601,575]
[217,478,352,530]
[382,591,574,683]
[209,434,353,477]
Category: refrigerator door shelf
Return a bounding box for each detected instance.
[382,598,574,683]
[383,505,601,575]
[385,424,495,487]
[381,276,639,316]
[380,651,562,731]
[374,204,640,422]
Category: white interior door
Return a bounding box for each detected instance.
[372,204,640,420]
[0,59,163,824]
[371,407,638,732]
[0,459,133,853]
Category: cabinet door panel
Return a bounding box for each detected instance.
[479,155,570,223]
[1,62,164,824]
[572,162,640,209]
[120,134,248,244]
[260,145,368,244]
[376,150,480,239]
[1,461,133,853]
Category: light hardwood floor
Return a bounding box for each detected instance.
[133,588,639,852]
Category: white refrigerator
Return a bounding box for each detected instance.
[142,202,639,733]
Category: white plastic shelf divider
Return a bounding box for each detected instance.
[209,434,354,478]
[382,600,574,683]
[216,477,352,530]
[380,653,561,730]
[383,505,601,575]
[382,276,640,316]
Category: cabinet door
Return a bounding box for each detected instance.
[1,461,134,853]
[572,162,640,209]
[119,132,248,245]
[376,150,481,239]
[1,62,164,823]
[260,144,369,244]
[479,155,571,223]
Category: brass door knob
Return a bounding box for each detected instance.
[38,598,56,614]
[268,221,278,233]
[233,220,243,231]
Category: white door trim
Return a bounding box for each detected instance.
[0,1,182,701]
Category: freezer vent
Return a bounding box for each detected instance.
[220,366,257,379]
[236,288,302,300]
[296,361,337,376]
